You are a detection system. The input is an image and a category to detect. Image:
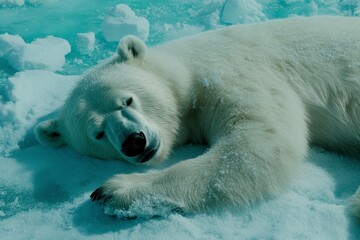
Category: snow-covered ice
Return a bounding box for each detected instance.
[1,0,360,239]
[76,32,95,53]
[101,4,150,42]
[0,34,71,72]
[0,33,25,58]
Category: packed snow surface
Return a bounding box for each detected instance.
[1,0,360,239]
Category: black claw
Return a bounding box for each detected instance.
[90,187,114,206]
[90,187,105,201]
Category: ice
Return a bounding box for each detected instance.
[0,34,71,72]
[196,0,225,29]
[0,33,25,57]
[220,0,266,24]
[1,0,360,239]
[76,32,96,53]
[101,4,150,42]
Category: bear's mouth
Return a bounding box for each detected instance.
[140,148,157,163]
[138,139,160,164]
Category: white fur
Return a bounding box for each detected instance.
[36,16,360,216]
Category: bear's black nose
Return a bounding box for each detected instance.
[121,132,146,157]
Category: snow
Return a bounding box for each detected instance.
[1,0,360,239]
[161,23,204,41]
[76,32,95,53]
[101,4,150,42]
[0,34,71,72]
[0,70,78,155]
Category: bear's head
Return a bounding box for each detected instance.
[35,36,180,165]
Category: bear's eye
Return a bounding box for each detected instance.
[95,131,105,140]
[125,97,133,106]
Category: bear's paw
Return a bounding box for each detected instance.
[90,173,183,218]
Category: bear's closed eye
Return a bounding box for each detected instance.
[95,131,105,140]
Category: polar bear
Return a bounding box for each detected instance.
[35,16,360,217]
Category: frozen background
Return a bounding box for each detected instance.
[1,0,360,239]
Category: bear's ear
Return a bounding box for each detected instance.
[35,119,66,148]
[117,35,146,61]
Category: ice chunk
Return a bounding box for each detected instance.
[0,0,25,7]
[0,34,71,72]
[220,0,267,24]
[0,33,26,57]
[76,32,96,53]
[101,4,150,42]
[196,0,225,29]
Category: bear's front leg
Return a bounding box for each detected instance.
[90,157,216,218]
